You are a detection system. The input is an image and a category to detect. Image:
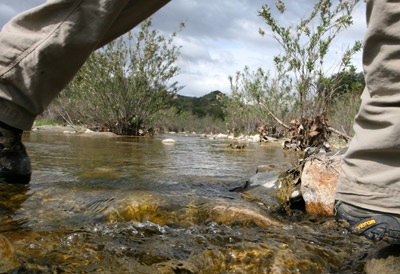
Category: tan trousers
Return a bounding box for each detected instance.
[336,0,400,214]
[0,0,170,130]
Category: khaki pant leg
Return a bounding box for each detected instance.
[0,0,169,130]
[336,0,400,214]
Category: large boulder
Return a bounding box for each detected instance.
[301,150,344,216]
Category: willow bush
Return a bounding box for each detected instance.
[259,0,362,117]
[154,107,226,134]
[220,0,363,137]
[58,19,184,135]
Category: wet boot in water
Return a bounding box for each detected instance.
[335,201,400,244]
[0,122,31,184]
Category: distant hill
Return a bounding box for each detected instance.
[171,90,224,120]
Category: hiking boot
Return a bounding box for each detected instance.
[0,122,31,184]
[335,201,400,244]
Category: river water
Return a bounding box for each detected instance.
[0,132,373,273]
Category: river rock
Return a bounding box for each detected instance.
[162,138,176,144]
[289,184,303,203]
[262,136,278,142]
[83,129,117,137]
[210,200,282,228]
[215,133,228,139]
[249,172,281,189]
[300,151,343,216]
[240,172,283,211]
[35,125,81,132]
[0,234,20,272]
[256,165,271,173]
[252,134,261,142]
[365,244,400,274]
[242,134,260,142]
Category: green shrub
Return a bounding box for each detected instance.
[58,19,184,135]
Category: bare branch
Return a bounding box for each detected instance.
[328,126,350,142]
[259,102,290,129]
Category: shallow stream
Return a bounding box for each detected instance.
[0,132,374,273]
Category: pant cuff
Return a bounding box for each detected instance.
[336,175,400,215]
[0,98,35,130]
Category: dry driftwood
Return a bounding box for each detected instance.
[259,103,350,150]
[283,115,331,150]
[258,125,285,142]
[327,126,350,142]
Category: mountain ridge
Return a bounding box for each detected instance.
[171,90,224,120]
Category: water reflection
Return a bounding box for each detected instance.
[0,183,30,232]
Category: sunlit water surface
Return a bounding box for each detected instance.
[0,132,373,273]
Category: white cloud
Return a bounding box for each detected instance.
[152,0,366,96]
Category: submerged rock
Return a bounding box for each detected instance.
[256,165,271,173]
[365,244,400,274]
[210,200,282,228]
[301,151,343,216]
[227,143,246,150]
[106,192,283,229]
[0,234,20,272]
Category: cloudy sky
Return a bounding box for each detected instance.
[0,0,366,97]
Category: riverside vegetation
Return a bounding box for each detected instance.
[38,0,364,144]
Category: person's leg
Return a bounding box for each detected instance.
[96,0,171,49]
[335,0,400,242]
[0,0,169,130]
[0,0,169,183]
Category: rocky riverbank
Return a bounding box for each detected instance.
[32,125,118,137]
[240,147,400,273]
